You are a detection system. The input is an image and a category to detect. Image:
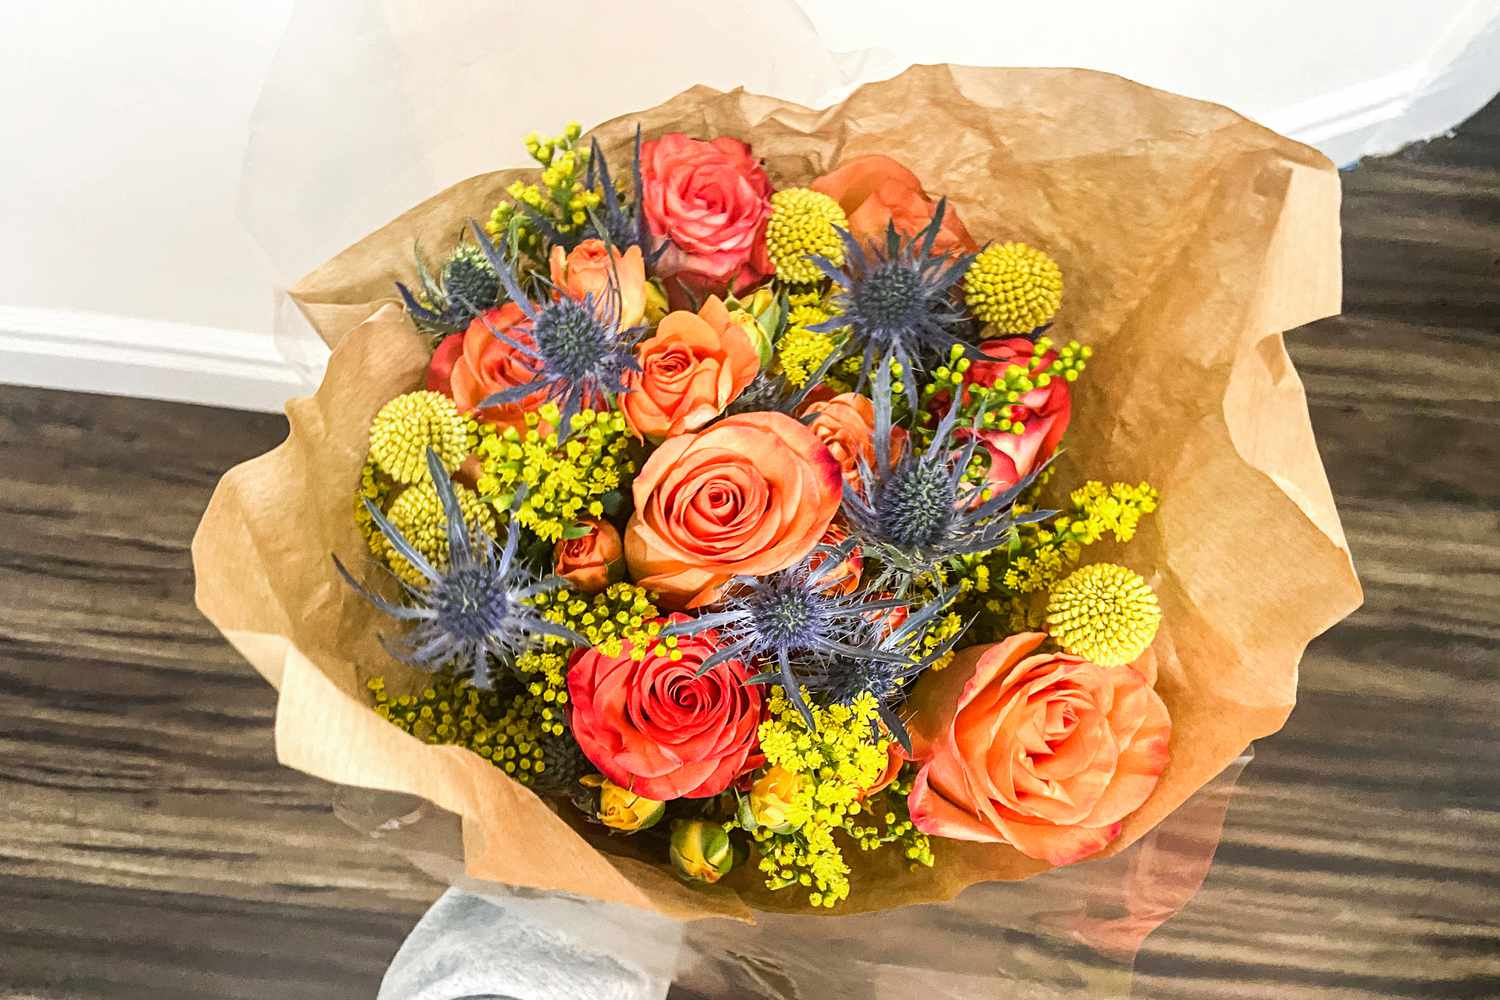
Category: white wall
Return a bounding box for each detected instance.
[1,0,1497,411]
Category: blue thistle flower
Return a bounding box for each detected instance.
[842,363,1057,584]
[662,537,954,748]
[395,240,501,336]
[812,203,975,387]
[468,221,645,435]
[333,449,582,689]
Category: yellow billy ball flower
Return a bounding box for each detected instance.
[382,479,496,586]
[368,390,468,484]
[1046,563,1161,667]
[765,187,848,285]
[963,242,1063,334]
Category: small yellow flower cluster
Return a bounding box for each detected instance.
[382,478,497,586]
[486,122,604,261]
[966,480,1159,632]
[747,688,893,907]
[1046,562,1162,666]
[847,776,934,868]
[775,288,842,389]
[473,403,636,542]
[368,672,553,785]
[918,609,966,671]
[354,458,395,559]
[765,187,848,285]
[529,582,661,660]
[963,241,1063,333]
[368,390,468,484]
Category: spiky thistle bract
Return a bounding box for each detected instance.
[842,363,1057,585]
[333,449,581,689]
[811,203,975,388]
[396,240,501,336]
[726,344,843,417]
[661,537,953,748]
[469,221,645,436]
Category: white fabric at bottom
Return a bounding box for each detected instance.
[378,889,678,1000]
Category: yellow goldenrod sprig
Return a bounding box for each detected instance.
[529,581,661,661]
[473,403,637,543]
[742,688,901,908]
[486,122,604,262]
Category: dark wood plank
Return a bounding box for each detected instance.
[2,96,1498,999]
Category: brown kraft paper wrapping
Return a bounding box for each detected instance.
[193,65,1362,920]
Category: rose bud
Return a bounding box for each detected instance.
[739,765,804,834]
[548,238,647,330]
[590,777,666,833]
[670,820,737,884]
[553,518,624,594]
[643,281,670,326]
[723,286,781,370]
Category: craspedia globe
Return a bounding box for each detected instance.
[766,187,848,285]
[964,242,1063,334]
[1045,563,1161,667]
[382,479,497,586]
[368,390,468,484]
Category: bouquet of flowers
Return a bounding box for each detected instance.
[195,67,1360,919]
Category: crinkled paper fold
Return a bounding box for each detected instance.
[193,65,1361,920]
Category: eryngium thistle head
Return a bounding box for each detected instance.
[396,240,501,335]
[811,203,975,387]
[842,364,1057,583]
[662,537,945,745]
[470,221,643,434]
[441,243,501,320]
[334,449,582,689]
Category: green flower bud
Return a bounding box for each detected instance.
[670,820,736,884]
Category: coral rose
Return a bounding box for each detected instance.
[960,337,1072,492]
[567,614,764,800]
[620,296,760,441]
[624,412,843,608]
[639,133,773,303]
[426,332,465,397]
[446,304,546,432]
[811,154,976,255]
[549,238,647,330]
[905,633,1171,866]
[801,392,908,492]
[553,518,623,594]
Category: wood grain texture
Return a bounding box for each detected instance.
[2,99,1498,998]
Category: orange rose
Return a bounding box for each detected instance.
[549,238,647,330]
[553,518,624,594]
[620,296,760,441]
[624,412,843,608]
[906,633,1171,866]
[811,154,976,255]
[447,303,547,432]
[800,392,908,492]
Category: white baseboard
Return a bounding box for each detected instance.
[0,305,316,414]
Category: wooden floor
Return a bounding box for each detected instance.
[3,99,1499,998]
